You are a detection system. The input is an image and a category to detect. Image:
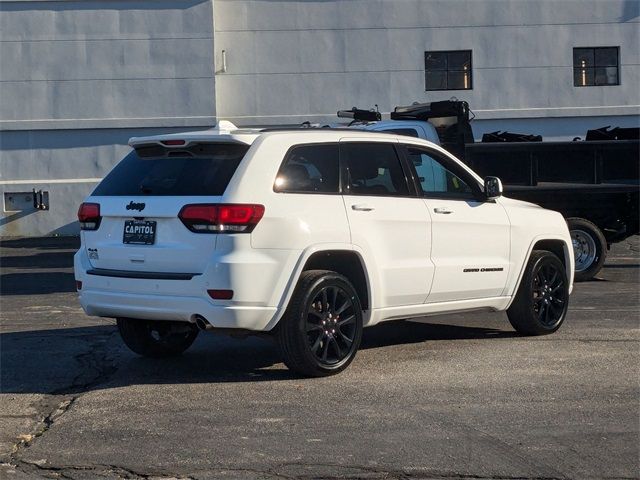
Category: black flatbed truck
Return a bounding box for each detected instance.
[389,101,640,281]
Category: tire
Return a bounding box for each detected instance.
[567,217,607,282]
[117,318,199,358]
[277,270,363,377]
[507,250,569,336]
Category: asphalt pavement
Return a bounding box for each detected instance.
[1,236,638,479]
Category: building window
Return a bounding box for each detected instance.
[425,50,472,91]
[573,47,619,87]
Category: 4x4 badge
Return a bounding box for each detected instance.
[126,201,146,211]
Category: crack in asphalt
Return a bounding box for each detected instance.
[7,329,120,475]
[5,457,583,480]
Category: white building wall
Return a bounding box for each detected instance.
[213,0,640,131]
[0,0,216,236]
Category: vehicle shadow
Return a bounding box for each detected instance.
[0,320,517,395]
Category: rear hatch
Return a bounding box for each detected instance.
[81,141,249,274]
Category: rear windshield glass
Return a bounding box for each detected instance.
[92,143,248,196]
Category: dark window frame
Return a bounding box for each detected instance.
[398,144,486,201]
[573,46,620,87]
[424,50,473,91]
[339,142,418,198]
[273,142,342,195]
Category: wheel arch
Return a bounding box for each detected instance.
[301,250,370,311]
[266,245,375,330]
[506,235,574,309]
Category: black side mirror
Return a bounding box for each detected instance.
[484,176,503,200]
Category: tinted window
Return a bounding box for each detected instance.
[274,144,339,193]
[92,143,247,196]
[425,50,472,91]
[573,47,619,86]
[406,147,473,197]
[342,143,409,196]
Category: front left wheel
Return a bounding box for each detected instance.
[507,250,569,336]
[117,318,199,358]
[277,270,363,377]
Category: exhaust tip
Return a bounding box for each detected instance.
[195,316,210,331]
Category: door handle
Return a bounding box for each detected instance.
[351,204,375,212]
[433,207,453,214]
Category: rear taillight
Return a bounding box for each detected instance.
[178,204,265,233]
[77,202,101,231]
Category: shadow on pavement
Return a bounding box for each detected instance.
[0,320,517,395]
[1,271,77,295]
[0,236,79,250]
[1,237,78,295]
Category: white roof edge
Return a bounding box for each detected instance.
[128,119,255,147]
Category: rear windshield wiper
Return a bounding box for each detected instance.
[139,184,153,194]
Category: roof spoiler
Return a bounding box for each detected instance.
[128,120,242,148]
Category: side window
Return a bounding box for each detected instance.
[406,147,474,197]
[274,144,339,193]
[341,143,410,196]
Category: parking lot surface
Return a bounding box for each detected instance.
[1,236,638,479]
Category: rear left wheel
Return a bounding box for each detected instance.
[277,270,363,377]
[117,318,199,357]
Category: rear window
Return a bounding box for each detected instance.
[92,143,248,196]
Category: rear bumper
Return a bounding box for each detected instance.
[79,288,279,330]
[74,245,293,331]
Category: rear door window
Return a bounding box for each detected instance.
[274,143,339,193]
[341,143,410,196]
[92,143,248,196]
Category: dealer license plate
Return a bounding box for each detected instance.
[123,220,157,245]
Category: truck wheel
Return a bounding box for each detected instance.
[567,217,607,281]
[277,270,363,377]
[507,250,569,336]
[117,318,199,358]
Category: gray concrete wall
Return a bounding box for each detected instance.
[1,126,199,236]
[213,0,640,125]
[2,0,639,237]
[0,0,216,236]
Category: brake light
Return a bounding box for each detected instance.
[77,203,101,230]
[161,139,186,146]
[178,204,264,233]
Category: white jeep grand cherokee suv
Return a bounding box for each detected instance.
[75,126,574,376]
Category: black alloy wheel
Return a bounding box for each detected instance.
[531,259,568,329]
[277,270,363,377]
[305,284,358,366]
[117,318,199,357]
[507,250,569,335]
